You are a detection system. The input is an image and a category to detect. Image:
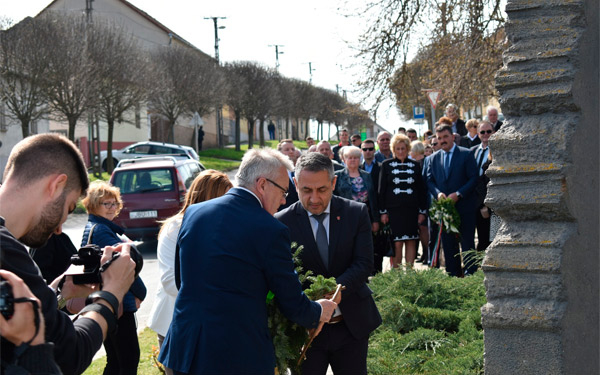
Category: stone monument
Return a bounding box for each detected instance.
[482,0,599,374]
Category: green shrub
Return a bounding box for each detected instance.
[367,268,485,374]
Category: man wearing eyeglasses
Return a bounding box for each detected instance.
[159,148,337,375]
[472,121,495,252]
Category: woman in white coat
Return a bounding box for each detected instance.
[147,170,232,375]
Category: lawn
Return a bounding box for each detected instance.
[82,328,163,375]
[82,269,485,375]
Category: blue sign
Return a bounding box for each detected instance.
[413,106,425,119]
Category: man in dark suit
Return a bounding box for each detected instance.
[487,105,503,131]
[332,128,350,162]
[361,138,387,273]
[425,123,478,276]
[275,153,382,375]
[472,120,495,252]
[317,140,344,171]
[159,148,337,375]
[277,139,300,210]
[445,103,467,136]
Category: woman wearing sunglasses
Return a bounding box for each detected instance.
[81,180,147,375]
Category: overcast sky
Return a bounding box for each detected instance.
[1,0,410,134]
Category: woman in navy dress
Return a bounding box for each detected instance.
[379,134,427,267]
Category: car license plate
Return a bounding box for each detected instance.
[130,210,157,219]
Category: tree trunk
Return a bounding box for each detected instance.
[168,121,175,143]
[68,116,78,142]
[259,118,265,147]
[106,118,115,173]
[285,117,290,139]
[247,117,255,149]
[235,110,241,152]
[319,121,324,140]
[20,118,30,139]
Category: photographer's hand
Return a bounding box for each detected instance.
[79,244,135,339]
[53,274,98,301]
[0,270,45,346]
[100,244,136,302]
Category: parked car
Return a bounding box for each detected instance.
[100,141,199,171]
[109,156,205,240]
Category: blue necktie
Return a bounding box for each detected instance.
[444,151,451,178]
[313,213,329,268]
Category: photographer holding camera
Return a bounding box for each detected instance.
[0,134,136,375]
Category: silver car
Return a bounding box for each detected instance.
[100,141,199,171]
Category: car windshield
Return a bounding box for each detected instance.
[113,168,175,194]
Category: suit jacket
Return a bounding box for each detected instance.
[275,196,382,340]
[493,120,503,132]
[460,135,481,148]
[455,118,467,136]
[334,167,379,223]
[278,173,299,211]
[360,160,380,193]
[425,146,478,216]
[159,188,321,374]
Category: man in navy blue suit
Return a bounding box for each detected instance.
[159,148,337,375]
[426,121,478,276]
[276,153,382,375]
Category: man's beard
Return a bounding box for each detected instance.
[20,191,67,248]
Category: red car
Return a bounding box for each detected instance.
[109,156,204,240]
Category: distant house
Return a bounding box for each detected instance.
[35,0,226,164]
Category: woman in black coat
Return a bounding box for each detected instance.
[379,134,427,268]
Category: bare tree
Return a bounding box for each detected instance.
[227,62,275,149]
[147,46,195,143]
[351,0,504,111]
[88,21,149,172]
[42,13,99,141]
[184,56,228,148]
[223,62,248,151]
[0,17,51,138]
[289,80,319,140]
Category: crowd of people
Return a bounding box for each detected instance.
[0,102,500,375]
[292,103,501,277]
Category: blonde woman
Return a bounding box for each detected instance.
[81,181,146,375]
[379,134,428,268]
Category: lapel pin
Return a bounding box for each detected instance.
[337,216,341,221]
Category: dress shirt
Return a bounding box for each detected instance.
[476,145,489,176]
[308,202,332,243]
[363,161,375,173]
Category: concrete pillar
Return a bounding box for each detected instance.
[482,0,598,374]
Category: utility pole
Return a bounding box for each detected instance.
[205,17,226,63]
[307,62,315,84]
[85,0,94,22]
[269,44,284,71]
[205,16,226,147]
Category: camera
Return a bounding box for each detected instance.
[0,279,14,320]
[67,244,143,285]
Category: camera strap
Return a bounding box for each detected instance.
[86,224,98,245]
